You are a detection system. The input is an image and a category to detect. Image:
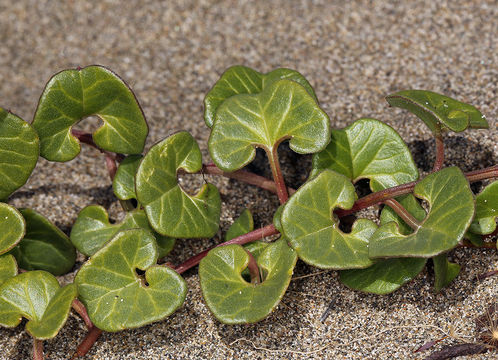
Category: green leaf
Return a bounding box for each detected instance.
[204,66,317,128]
[0,255,17,285]
[311,118,419,191]
[208,79,330,171]
[369,167,475,258]
[0,271,77,339]
[0,203,25,255]
[0,109,39,199]
[386,90,488,133]
[75,229,187,332]
[469,181,497,235]
[32,65,148,162]
[10,209,76,276]
[199,238,297,324]
[225,209,253,241]
[70,206,174,258]
[272,204,284,232]
[281,170,377,269]
[135,131,221,238]
[433,254,460,292]
[113,155,143,201]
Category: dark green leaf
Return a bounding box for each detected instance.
[469,181,497,235]
[0,255,17,285]
[225,209,253,241]
[433,254,460,292]
[113,154,143,201]
[0,203,25,255]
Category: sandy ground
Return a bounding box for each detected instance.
[0,0,496,359]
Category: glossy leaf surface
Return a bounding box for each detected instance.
[0,255,17,285]
[113,154,143,201]
[204,65,317,128]
[32,65,148,161]
[433,254,460,292]
[0,271,76,339]
[0,109,39,199]
[136,131,221,238]
[199,238,297,324]
[75,229,187,332]
[386,90,488,133]
[0,203,25,255]
[281,170,376,269]
[70,206,174,257]
[225,208,253,241]
[10,209,76,275]
[208,79,330,171]
[469,181,497,235]
[369,167,475,258]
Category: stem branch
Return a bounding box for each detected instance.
[267,148,289,204]
[72,327,103,359]
[33,339,43,360]
[433,127,444,172]
[384,199,420,230]
[72,299,93,330]
[244,249,262,284]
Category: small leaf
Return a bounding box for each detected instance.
[281,170,377,269]
[0,109,39,200]
[135,131,221,238]
[70,206,174,258]
[204,66,317,128]
[208,79,330,172]
[469,181,497,235]
[0,255,17,284]
[386,90,488,133]
[10,209,76,276]
[433,254,460,292]
[0,203,25,255]
[225,209,253,241]
[75,229,187,332]
[0,271,77,339]
[32,65,148,162]
[369,167,475,258]
[199,238,297,324]
[113,155,143,201]
[272,204,284,232]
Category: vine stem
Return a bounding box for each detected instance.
[71,299,93,330]
[33,339,43,360]
[433,126,445,172]
[383,199,420,230]
[245,249,262,284]
[267,147,289,204]
[71,327,103,359]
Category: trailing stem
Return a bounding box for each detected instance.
[267,147,289,204]
[384,199,420,230]
[33,339,43,360]
[433,126,445,172]
[244,249,262,284]
[71,327,103,359]
[71,299,94,330]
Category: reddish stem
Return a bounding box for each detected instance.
[384,199,420,230]
[33,339,43,360]
[104,152,118,181]
[433,128,444,172]
[72,299,93,330]
[267,147,289,204]
[71,129,98,150]
[72,327,103,359]
[477,269,498,281]
[244,249,262,284]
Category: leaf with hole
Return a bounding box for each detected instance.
[0,255,17,285]
[75,229,187,332]
[0,271,77,339]
[208,79,330,171]
[386,90,488,133]
[433,254,460,292]
[9,209,75,276]
[32,65,148,162]
[135,131,221,238]
[469,181,497,235]
[113,154,143,201]
[281,170,377,269]
[199,238,296,324]
[204,65,317,128]
[0,203,25,255]
[70,206,174,257]
[0,109,39,200]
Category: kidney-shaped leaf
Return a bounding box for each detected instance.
[70,206,174,257]
[208,79,330,171]
[0,109,39,200]
[113,154,143,201]
[136,131,221,238]
[0,271,77,339]
[433,254,460,293]
[32,65,148,162]
[469,181,497,235]
[10,209,76,276]
[75,229,187,332]
[281,170,377,269]
[0,203,25,255]
[0,255,17,285]
[369,167,475,258]
[199,238,297,324]
[204,65,317,128]
[386,90,488,133]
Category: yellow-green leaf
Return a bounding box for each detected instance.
[113,154,143,201]
[0,255,17,285]
[469,181,497,235]
[0,203,25,255]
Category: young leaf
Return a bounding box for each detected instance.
[113,154,143,201]
[0,109,39,200]
[0,203,25,255]
[75,229,187,332]
[433,254,460,292]
[225,208,254,241]
[0,255,17,284]
[135,131,221,238]
[386,90,488,133]
[204,66,317,128]
[32,65,148,162]
[70,206,174,257]
[208,79,330,172]
[469,181,497,235]
[199,238,297,324]
[10,209,76,276]
[281,170,377,269]
[0,271,77,339]
[369,167,475,258]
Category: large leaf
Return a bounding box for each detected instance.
[0,255,17,285]
[433,254,460,292]
[10,209,76,275]
[204,66,317,128]
[208,79,330,171]
[135,131,221,238]
[469,181,498,235]
[75,229,187,332]
[199,238,297,324]
[0,203,25,255]
[113,154,143,201]
[225,208,254,241]
[386,90,488,133]
[70,206,174,257]
[0,271,77,339]
[281,170,377,269]
[32,65,148,162]
[0,109,39,200]
[369,167,475,258]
